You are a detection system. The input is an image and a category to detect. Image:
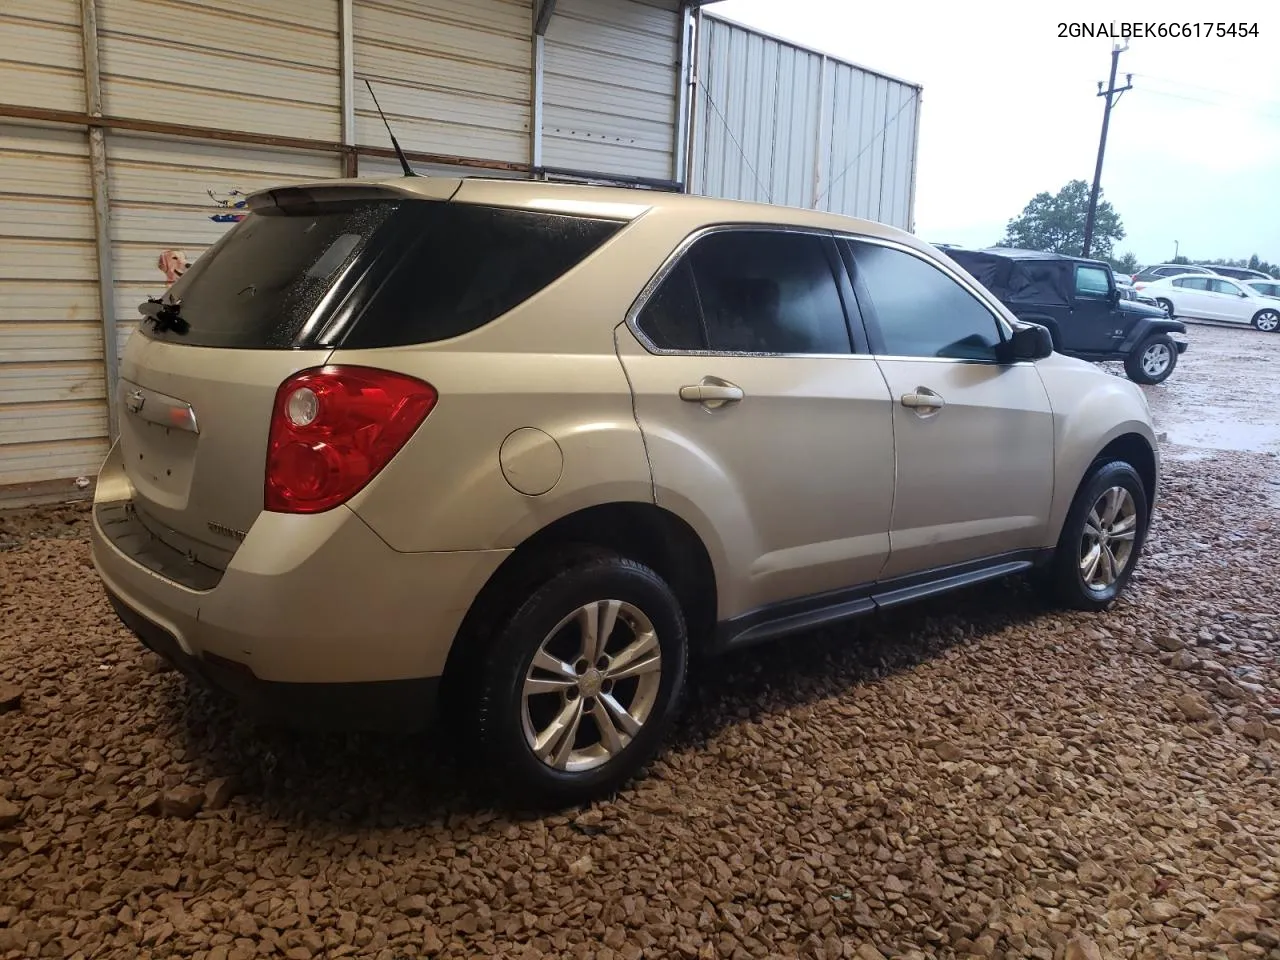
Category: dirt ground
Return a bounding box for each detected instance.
[1,323,1278,960]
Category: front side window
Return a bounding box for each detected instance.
[1075,265,1112,298]
[846,241,1004,361]
[636,230,853,355]
[1208,279,1242,296]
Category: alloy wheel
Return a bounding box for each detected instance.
[1256,310,1280,332]
[1140,342,1172,378]
[521,599,662,772]
[1080,486,1138,591]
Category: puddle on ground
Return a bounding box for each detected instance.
[1160,419,1280,455]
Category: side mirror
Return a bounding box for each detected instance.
[1002,322,1054,363]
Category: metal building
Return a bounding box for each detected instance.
[0,1,921,505]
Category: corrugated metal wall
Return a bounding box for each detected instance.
[354,0,532,164]
[96,0,342,142]
[0,124,103,488]
[690,13,920,231]
[541,0,681,181]
[0,1,86,113]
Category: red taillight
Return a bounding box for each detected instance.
[265,366,437,514]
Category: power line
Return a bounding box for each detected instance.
[1128,72,1280,108]
[700,84,773,203]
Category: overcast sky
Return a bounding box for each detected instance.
[712,0,1280,266]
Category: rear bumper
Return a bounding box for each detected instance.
[106,588,439,733]
[90,444,511,732]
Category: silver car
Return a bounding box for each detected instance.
[90,176,1160,806]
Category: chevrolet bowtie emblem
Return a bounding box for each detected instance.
[125,389,145,414]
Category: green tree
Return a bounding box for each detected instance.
[999,179,1125,259]
[1110,251,1139,274]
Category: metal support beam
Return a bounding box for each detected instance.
[340,0,356,154]
[534,0,557,37]
[811,55,828,209]
[906,91,921,234]
[682,5,703,194]
[80,0,119,442]
[672,3,692,188]
[530,32,545,169]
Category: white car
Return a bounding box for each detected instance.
[1141,273,1280,332]
[1246,278,1280,301]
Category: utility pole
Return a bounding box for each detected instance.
[1081,43,1132,259]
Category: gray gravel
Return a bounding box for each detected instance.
[2,325,1279,960]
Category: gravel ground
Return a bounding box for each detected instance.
[2,326,1279,960]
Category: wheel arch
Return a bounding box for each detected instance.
[440,501,719,693]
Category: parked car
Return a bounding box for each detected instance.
[1244,278,1280,301]
[1116,279,1159,308]
[90,176,1161,806]
[1141,273,1280,332]
[941,247,1188,384]
[1194,264,1275,283]
[1132,263,1216,290]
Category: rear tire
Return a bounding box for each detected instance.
[1124,333,1177,384]
[1044,460,1150,612]
[1154,298,1174,319]
[471,552,688,809]
[1253,309,1280,332]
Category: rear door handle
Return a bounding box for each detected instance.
[679,378,744,408]
[901,388,944,412]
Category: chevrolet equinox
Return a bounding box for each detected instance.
[91,176,1159,807]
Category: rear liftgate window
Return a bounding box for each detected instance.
[139,200,625,350]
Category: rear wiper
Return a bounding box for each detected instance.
[139,295,190,335]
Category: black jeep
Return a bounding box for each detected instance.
[942,247,1189,385]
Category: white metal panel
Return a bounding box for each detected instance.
[356,155,528,180]
[0,1,86,113]
[105,134,340,358]
[97,0,342,141]
[541,0,681,181]
[353,0,531,163]
[691,14,921,231]
[0,123,107,487]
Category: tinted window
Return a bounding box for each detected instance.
[1209,279,1241,295]
[341,203,624,349]
[142,199,624,350]
[1177,277,1211,291]
[1075,266,1111,298]
[637,230,852,355]
[848,241,1003,361]
[636,259,707,351]
[691,231,851,354]
[144,199,398,348]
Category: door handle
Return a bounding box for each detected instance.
[901,388,944,412]
[679,378,744,408]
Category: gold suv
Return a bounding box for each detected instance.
[91,176,1159,807]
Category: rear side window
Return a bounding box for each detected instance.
[636,229,853,355]
[339,203,624,349]
[138,199,624,350]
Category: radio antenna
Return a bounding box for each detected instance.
[363,78,416,177]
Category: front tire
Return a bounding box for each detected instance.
[1124,333,1177,384]
[1253,309,1280,332]
[1045,460,1150,611]
[472,552,688,808]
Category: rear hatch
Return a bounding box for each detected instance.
[111,180,458,571]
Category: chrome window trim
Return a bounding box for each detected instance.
[623,223,860,359]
